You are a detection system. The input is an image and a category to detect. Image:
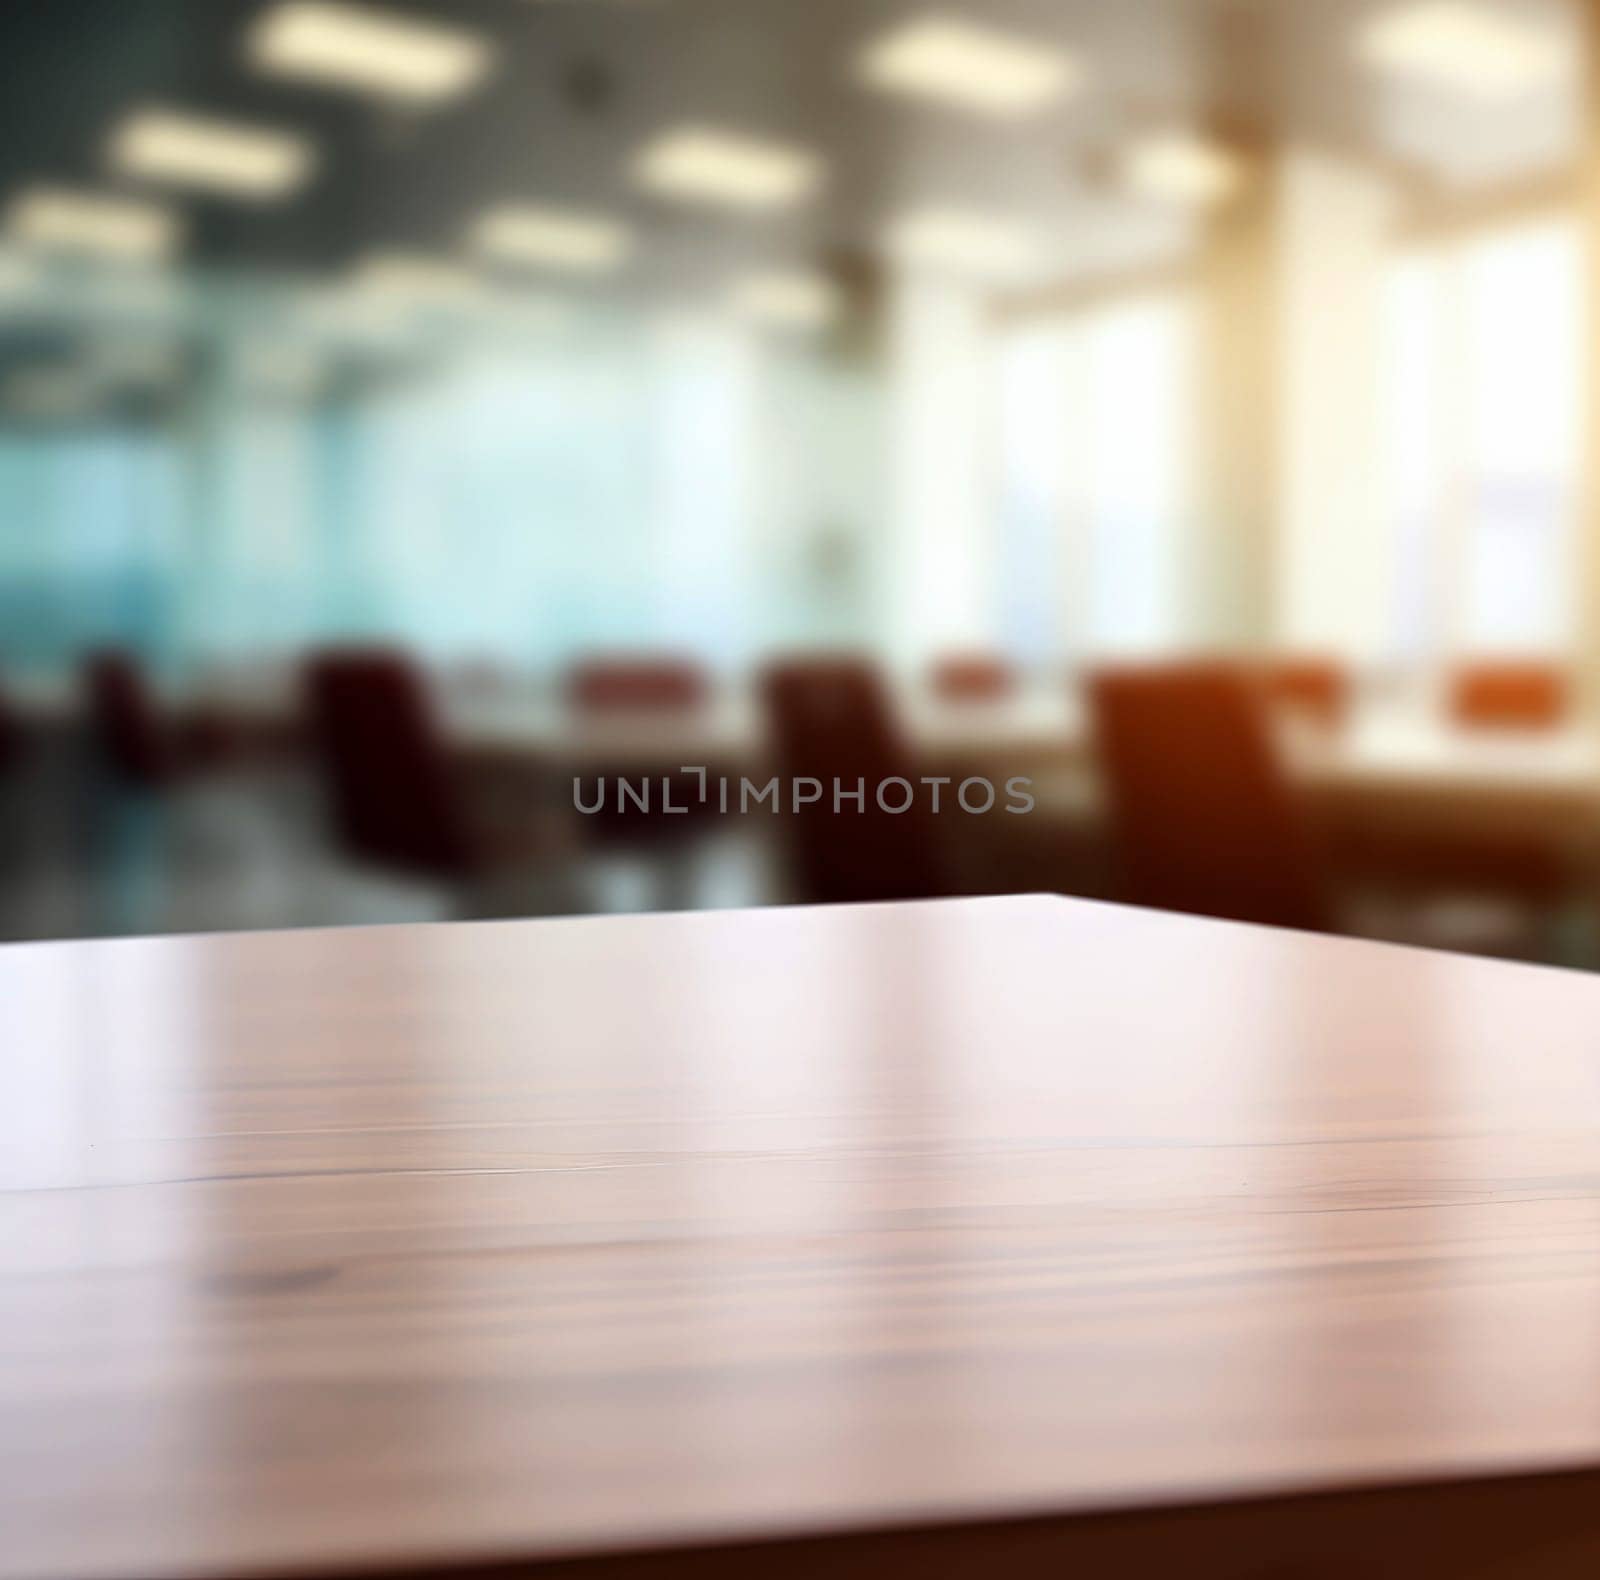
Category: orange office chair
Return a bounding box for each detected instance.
[1449,663,1570,731]
[763,658,948,906]
[1263,658,1350,731]
[1090,662,1329,932]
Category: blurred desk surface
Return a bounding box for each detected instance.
[452,690,1600,813]
[1296,714,1600,829]
[449,690,1085,770]
[10,898,1600,1579]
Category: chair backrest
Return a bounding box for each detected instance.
[82,651,177,787]
[0,680,20,774]
[1264,659,1349,730]
[930,654,1017,705]
[567,658,709,714]
[1090,662,1327,932]
[1450,663,1569,731]
[303,652,475,877]
[762,658,945,906]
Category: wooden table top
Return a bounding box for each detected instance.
[10,897,1600,1579]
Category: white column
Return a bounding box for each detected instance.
[1191,145,1398,658]
[1276,149,1398,663]
[885,276,996,670]
[1582,1,1600,715]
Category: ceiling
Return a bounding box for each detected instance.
[0,0,1585,304]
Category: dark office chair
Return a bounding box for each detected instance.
[930,654,1018,705]
[1450,662,1570,731]
[0,682,22,775]
[82,651,182,788]
[1090,661,1329,932]
[303,652,482,878]
[763,657,947,906]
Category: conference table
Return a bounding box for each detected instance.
[9,896,1600,1579]
[451,685,1600,821]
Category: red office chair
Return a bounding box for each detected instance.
[567,657,709,713]
[930,654,1018,704]
[1450,663,1570,731]
[763,658,948,906]
[1090,662,1329,932]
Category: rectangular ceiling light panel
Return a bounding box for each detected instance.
[471,205,633,273]
[248,2,493,105]
[634,128,824,211]
[859,15,1081,117]
[1358,2,1569,99]
[109,108,315,200]
[6,186,183,263]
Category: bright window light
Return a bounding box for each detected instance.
[1358,2,1570,99]
[858,14,1081,118]
[1119,132,1245,207]
[247,1,494,106]
[633,127,824,212]
[108,107,316,201]
[470,204,633,274]
[6,186,182,263]
[886,208,1037,280]
[732,271,842,329]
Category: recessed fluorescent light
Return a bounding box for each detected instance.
[732,270,842,329]
[108,108,315,201]
[248,1,493,106]
[5,186,182,264]
[1358,2,1569,99]
[633,127,824,212]
[1119,132,1245,207]
[470,204,633,274]
[858,14,1081,118]
[886,208,1036,279]
[351,251,482,304]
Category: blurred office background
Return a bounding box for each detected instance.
[3,0,1600,961]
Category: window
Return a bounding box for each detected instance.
[994,293,1194,662]
[1382,220,1581,663]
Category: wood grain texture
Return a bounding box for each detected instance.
[8,896,1600,1579]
